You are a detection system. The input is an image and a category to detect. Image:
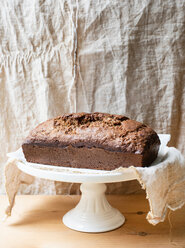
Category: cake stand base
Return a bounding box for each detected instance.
[63,183,125,233]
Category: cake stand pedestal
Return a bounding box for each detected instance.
[63,183,124,232]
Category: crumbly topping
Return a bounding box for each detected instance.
[24,112,160,154]
[53,112,129,134]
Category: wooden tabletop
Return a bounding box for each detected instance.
[0,194,184,248]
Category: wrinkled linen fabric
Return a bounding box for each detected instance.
[4,158,34,216]
[4,141,185,225]
[135,147,185,225]
[0,0,185,194]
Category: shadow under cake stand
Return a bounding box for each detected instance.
[8,134,170,233]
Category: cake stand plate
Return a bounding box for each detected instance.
[7,134,170,233]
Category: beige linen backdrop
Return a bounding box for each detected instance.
[0,0,185,194]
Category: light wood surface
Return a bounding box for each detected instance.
[0,194,184,248]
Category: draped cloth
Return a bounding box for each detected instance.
[0,0,185,194]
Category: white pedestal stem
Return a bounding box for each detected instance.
[63,183,125,233]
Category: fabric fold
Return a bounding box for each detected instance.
[134,147,185,225]
[4,158,34,217]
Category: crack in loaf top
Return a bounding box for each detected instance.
[24,112,160,154]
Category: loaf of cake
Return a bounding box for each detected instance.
[22,112,160,170]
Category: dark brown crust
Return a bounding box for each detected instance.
[22,112,160,169]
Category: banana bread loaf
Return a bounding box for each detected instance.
[22,112,160,170]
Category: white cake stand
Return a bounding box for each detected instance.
[8,149,137,233]
[8,134,170,233]
[16,159,136,232]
